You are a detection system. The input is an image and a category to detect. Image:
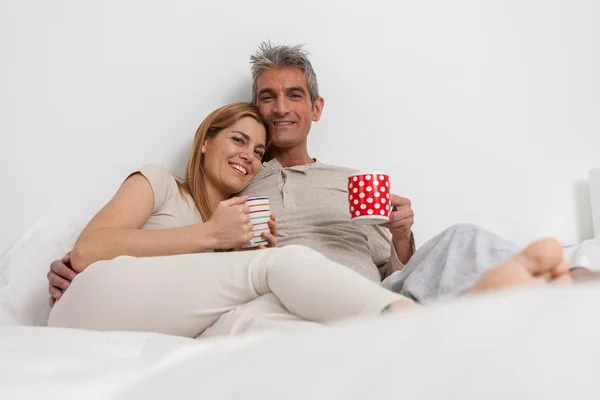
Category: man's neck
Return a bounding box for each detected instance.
[271,147,314,168]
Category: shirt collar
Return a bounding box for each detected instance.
[262,158,320,172]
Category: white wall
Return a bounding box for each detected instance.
[1,0,599,256]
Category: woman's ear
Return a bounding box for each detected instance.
[201,141,207,154]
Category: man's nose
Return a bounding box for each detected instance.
[273,97,291,115]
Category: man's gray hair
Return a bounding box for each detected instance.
[250,42,320,105]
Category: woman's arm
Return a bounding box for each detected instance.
[70,173,216,272]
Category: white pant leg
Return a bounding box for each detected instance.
[200,294,320,338]
[48,245,405,337]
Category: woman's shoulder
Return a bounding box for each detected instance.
[134,163,181,213]
[137,163,177,181]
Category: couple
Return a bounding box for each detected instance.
[47,42,593,338]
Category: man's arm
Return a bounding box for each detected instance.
[392,232,415,265]
[370,194,416,280]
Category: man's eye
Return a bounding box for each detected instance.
[260,96,274,101]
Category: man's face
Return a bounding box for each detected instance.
[255,67,324,151]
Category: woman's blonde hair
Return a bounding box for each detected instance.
[177,102,269,222]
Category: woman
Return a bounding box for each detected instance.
[47,103,411,338]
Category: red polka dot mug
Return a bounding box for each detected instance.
[347,173,392,225]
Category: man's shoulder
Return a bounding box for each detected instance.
[314,160,361,176]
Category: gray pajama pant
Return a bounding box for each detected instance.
[202,224,521,337]
[381,223,520,302]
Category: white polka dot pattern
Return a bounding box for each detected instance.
[347,173,392,221]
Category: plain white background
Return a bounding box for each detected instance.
[1,0,598,257]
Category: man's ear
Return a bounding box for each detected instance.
[312,96,325,122]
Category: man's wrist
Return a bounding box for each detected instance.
[392,231,414,264]
[391,230,412,244]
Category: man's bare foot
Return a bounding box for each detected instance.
[382,238,572,313]
[469,238,571,293]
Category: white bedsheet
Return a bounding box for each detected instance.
[2,282,600,399]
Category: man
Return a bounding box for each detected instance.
[244,42,597,296]
[47,42,598,334]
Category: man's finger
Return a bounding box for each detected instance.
[49,273,71,291]
[388,209,414,222]
[50,260,77,280]
[390,194,411,207]
[49,287,63,301]
[392,208,414,219]
[268,217,277,236]
[262,232,277,247]
[381,216,414,230]
[61,252,72,264]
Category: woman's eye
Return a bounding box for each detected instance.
[232,137,244,144]
[255,150,264,158]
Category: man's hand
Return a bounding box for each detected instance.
[235,214,278,251]
[381,194,415,264]
[381,194,414,239]
[47,252,77,307]
[259,213,278,249]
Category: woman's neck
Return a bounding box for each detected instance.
[204,180,229,212]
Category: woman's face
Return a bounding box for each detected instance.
[202,117,267,196]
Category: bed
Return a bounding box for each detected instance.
[1,212,600,399]
[2,282,600,399]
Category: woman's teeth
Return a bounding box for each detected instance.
[230,163,247,175]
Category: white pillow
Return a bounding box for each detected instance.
[563,237,600,271]
[0,212,81,326]
[570,236,600,271]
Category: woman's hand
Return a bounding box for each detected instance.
[205,196,253,249]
